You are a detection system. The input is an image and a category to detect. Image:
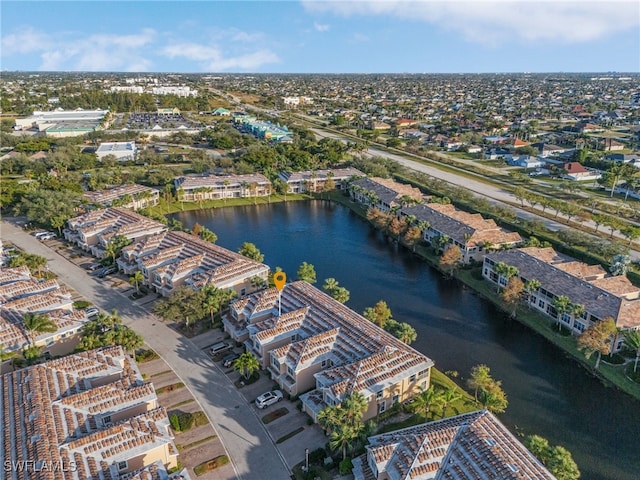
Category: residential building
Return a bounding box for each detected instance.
[96,142,137,162]
[13,109,109,137]
[402,203,522,262]
[0,346,182,478]
[278,167,364,193]
[352,410,555,480]
[212,107,231,116]
[604,153,640,166]
[117,230,269,298]
[508,155,545,170]
[223,281,434,422]
[483,247,640,344]
[174,173,272,202]
[65,208,167,256]
[349,177,425,212]
[83,184,159,210]
[0,266,88,356]
[561,162,601,181]
[533,143,568,158]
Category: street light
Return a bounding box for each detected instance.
[304,448,309,473]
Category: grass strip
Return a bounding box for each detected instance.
[168,399,195,410]
[176,435,217,451]
[276,427,305,444]
[262,407,289,424]
[155,382,185,394]
[193,455,229,476]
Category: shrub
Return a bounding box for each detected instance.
[169,413,181,432]
[177,412,195,431]
[73,300,91,309]
[135,349,159,363]
[309,448,326,464]
[167,461,183,474]
[193,455,229,475]
[339,458,353,475]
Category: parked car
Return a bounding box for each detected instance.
[209,341,232,357]
[97,266,117,278]
[255,390,283,409]
[85,307,100,318]
[221,352,240,368]
[82,262,102,271]
[39,233,57,241]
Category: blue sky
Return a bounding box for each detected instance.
[2,1,639,73]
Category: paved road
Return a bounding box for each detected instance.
[1,222,291,480]
[310,128,640,261]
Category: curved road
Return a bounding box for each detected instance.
[1,221,291,480]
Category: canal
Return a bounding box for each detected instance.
[170,200,640,480]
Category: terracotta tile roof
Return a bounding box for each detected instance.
[360,410,555,480]
[0,266,31,285]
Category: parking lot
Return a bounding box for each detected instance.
[201,334,328,470]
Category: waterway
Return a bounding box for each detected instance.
[170,200,640,480]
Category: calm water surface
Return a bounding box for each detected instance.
[171,200,640,480]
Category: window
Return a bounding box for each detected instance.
[272,357,279,368]
[376,390,383,399]
[483,268,488,276]
[240,288,246,296]
[378,400,387,413]
[103,415,112,425]
[287,366,295,377]
[392,395,399,405]
[418,369,428,379]
[538,299,545,308]
[409,374,416,383]
[574,321,586,333]
[118,461,127,471]
[561,313,572,324]
[499,276,508,286]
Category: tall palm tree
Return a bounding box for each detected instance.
[342,392,367,425]
[202,286,225,324]
[317,404,342,433]
[552,295,571,332]
[440,387,463,418]
[412,386,444,420]
[329,422,359,460]
[129,270,144,294]
[233,352,260,380]
[467,364,492,402]
[524,278,541,307]
[493,262,519,292]
[623,330,640,373]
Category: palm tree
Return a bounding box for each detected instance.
[129,270,144,294]
[623,330,640,373]
[412,386,444,420]
[222,179,230,204]
[523,278,541,307]
[467,364,492,402]
[440,387,462,418]
[552,295,571,332]
[202,286,225,324]
[329,422,359,460]
[323,277,339,293]
[317,404,342,433]
[0,344,17,366]
[493,262,519,293]
[22,313,57,343]
[342,392,368,425]
[394,322,417,345]
[233,352,260,380]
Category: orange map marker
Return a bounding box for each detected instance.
[273,271,286,291]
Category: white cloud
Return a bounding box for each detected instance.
[314,22,331,32]
[161,42,280,71]
[302,1,640,45]
[1,27,156,71]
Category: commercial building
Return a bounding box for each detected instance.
[352,410,555,480]
[13,109,109,137]
[0,346,186,479]
[223,281,434,422]
[96,142,137,162]
[233,115,293,142]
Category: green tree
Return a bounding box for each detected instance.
[317,404,342,433]
[623,330,640,373]
[0,344,17,363]
[547,446,581,480]
[385,320,417,345]
[363,300,393,329]
[23,345,42,364]
[104,234,131,265]
[467,364,492,402]
[329,422,359,461]
[493,262,519,292]
[198,227,217,243]
[238,242,265,262]
[22,313,57,342]
[233,352,260,380]
[440,386,463,418]
[577,317,617,369]
[552,295,572,332]
[129,270,144,294]
[478,385,508,414]
[296,261,317,284]
[152,286,206,327]
[412,386,444,420]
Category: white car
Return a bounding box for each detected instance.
[255,390,283,409]
[85,307,100,318]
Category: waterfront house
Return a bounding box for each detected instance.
[118,230,269,298]
[561,162,601,181]
[401,203,522,262]
[174,173,271,202]
[65,208,167,257]
[349,177,425,212]
[0,346,181,478]
[223,281,434,423]
[278,167,364,193]
[482,247,640,347]
[352,410,555,480]
[83,184,159,210]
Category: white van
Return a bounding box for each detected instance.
[209,342,232,356]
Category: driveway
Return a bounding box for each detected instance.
[1,221,291,480]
